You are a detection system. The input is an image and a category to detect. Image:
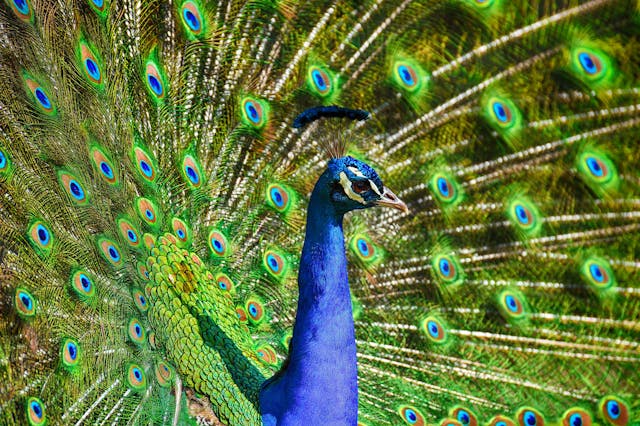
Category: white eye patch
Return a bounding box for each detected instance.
[339,172,366,204]
[347,166,366,178]
[368,179,382,196]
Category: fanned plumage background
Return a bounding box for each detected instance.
[0,0,639,424]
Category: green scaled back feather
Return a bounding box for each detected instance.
[1,0,639,425]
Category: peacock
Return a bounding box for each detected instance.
[1,0,639,424]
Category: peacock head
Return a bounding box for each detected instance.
[325,156,408,214]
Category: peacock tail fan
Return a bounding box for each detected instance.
[1,0,639,425]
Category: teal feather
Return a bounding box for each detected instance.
[1,0,639,425]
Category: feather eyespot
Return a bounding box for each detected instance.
[236,306,248,323]
[216,273,234,292]
[421,316,447,343]
[11,0,30,17]
[59,173,88,204]
[26,397,45,426]
[492,100,513,124]
[589,263,608,284]
[599,396,629,426]
[155,361,175,387]
[171,218,190,243]
[586,156,606,178]
[246,298,264,323]
[498,290,527,322]
[571,47,610,84]
[514,204,532,225]
[607,402,621,419]
[485,96,520,132]
[576,150,618,196]
[399,405,425,425]
[580,257,615,291]
[308,66,333,97]
[79,42,103,86]
[208,230,229,257]
[128,318,146,344]
[431,254,462,285]
[430,173,462,205]
[28,221,53,254]
[98,237,122,266]
[71,270,96,299]
[351,234,378,263]
[451,408,477,426]
[356,237,374,259]
[145,61,165,99]
[133,290,148,312]
[136,197,160,227]
[35,88,51,109]
[517,408,545,426]
[61,338,81,369]
[256,344,278,365]
[118,218,140,247]
[28,220,54,256]
[578,51,602,76]
[427,320,444,339]
[100,162,113,178]
[24,78,55,114]
[10,0,33,22]
[91,146,118,185]
[437,177,453,199]
[133,147,156,182]
[180,1,203,35]
[241,97,268,128]
[266,253,281,272]
[562,408,592,426]
[312,69,328,91]
[85,58,100,81]
[579,152,615,184]
[15,288,36,318]
[396,63,418,90]
[127,364,147,391]
[507,198,540,236]
[505,294,521,313]
[245,101,261,123]
[182,154,203,188]
[267,183,292,213]
[263,250,286,278]
[438,257,455,279]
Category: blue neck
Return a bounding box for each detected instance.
[260,172,358,426]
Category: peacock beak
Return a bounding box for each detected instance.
[375,186,409,213]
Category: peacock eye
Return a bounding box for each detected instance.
[352,180,371,194]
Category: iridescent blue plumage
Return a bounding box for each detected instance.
[260,157,406,425]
